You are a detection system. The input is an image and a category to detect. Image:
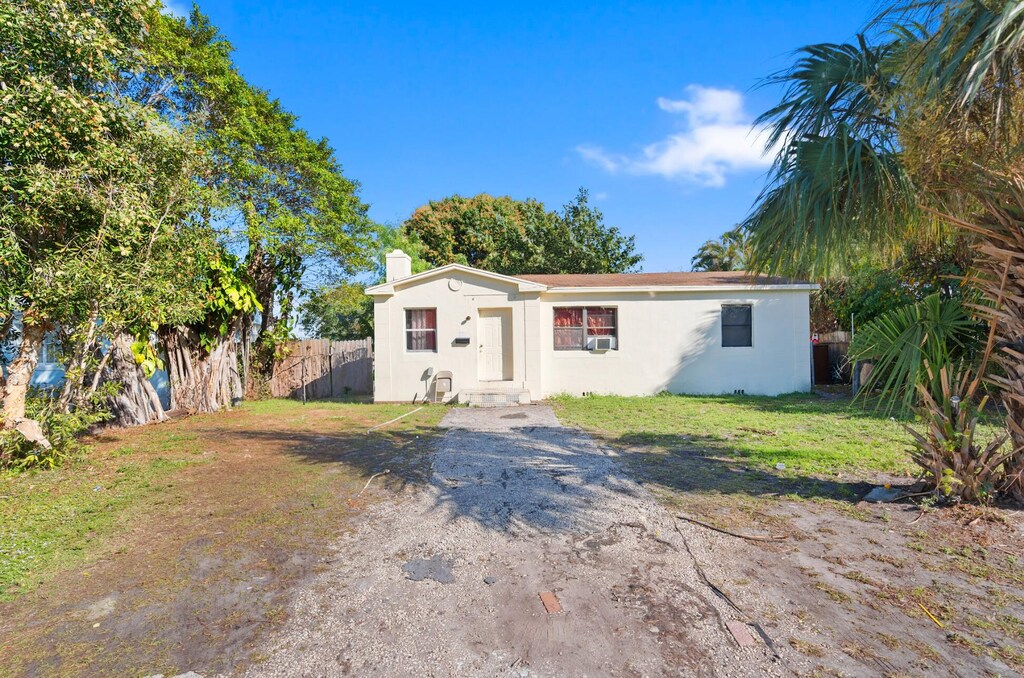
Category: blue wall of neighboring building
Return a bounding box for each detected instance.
[2,319,171,409]
[30,362,65,390]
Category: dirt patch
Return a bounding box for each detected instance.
[249,406,786,676]
[0,401,441,677]
[612,443,1024,676]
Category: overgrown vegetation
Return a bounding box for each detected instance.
[850,293,985,415]
[744,1,1024,502]
[0,0,375,464]
[906,366,1012,503]
[0,390,112,470]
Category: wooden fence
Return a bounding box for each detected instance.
[269,338,373,400]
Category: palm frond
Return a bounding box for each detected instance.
[745,126,919,275]
[849,293,983,414]
[757,35,902,151]
[881,1,1024,119]
[746,37,923,276]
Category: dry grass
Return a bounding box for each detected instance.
[0,399,444,676]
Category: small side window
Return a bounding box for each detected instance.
[722,304,752,347]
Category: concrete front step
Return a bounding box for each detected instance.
[459,388,531,407]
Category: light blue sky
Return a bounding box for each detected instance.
[183,1,872,272]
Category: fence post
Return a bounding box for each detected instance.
[301,354,307,405]
[328,341,334,398]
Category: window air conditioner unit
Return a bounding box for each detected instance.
[593,336,613,352]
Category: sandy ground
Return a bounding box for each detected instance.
[248,406,791,677]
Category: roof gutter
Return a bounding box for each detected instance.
[538,284,820,294]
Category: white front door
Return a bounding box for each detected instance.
[478,308,512,381]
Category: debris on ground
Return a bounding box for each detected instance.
[538,591,563,614]
[863,485,903,502]
[726,621,758,648]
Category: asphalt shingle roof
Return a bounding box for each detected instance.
[517,271,809,287]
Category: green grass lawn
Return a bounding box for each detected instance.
[551,392,999,478]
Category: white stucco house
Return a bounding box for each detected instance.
[366,250,817,404]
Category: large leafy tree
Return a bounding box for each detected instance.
[1,1,376,458]
[403,189,641,275]
[215,90,373,360]
[120,7,374,410]
[744,1,1024,499]
[0,0,216,440]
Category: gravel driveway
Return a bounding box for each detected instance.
[249,406,784,676]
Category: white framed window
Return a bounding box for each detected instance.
[553,307,617,351]
[405,308,437,352]
[722,304,752,347]
[39,331,62,364]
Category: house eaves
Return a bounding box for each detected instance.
[537,283,820,294]
[364,263,548,297]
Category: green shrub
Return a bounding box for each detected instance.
[0,391,111,471]
[849,293,984,415]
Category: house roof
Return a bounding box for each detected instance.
[364,263,548,296]
[517,271,810,288]
[365,263,817,297]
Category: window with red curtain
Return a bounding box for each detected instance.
[553,307,617,350]
[405,309,437,351]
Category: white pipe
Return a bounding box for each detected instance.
[366,406,424,434]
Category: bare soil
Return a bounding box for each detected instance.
[4,401,1022,677]
[249,405,785,677]
[613,439,1024,677]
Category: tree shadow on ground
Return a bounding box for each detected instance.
[198,421,884,535]
[182,423,647,534]
[611,433,880,504]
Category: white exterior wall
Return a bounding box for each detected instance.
[371,270,539,403]
[537,289,812,397]
[370,267,813,402]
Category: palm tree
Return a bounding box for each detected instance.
[745,2,1024,499]
[690,226,750,271]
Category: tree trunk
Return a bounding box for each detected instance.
[247,244,276,341]
[105,332,167,427]
[974,242,1024,499]
[1,317,49,428]
[162,323,242,413]
[0,316,9,395]
[58,303,99,411]
[241,313,252,397]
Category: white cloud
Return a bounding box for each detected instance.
[575,144,622,173]
[577,85,775,188]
